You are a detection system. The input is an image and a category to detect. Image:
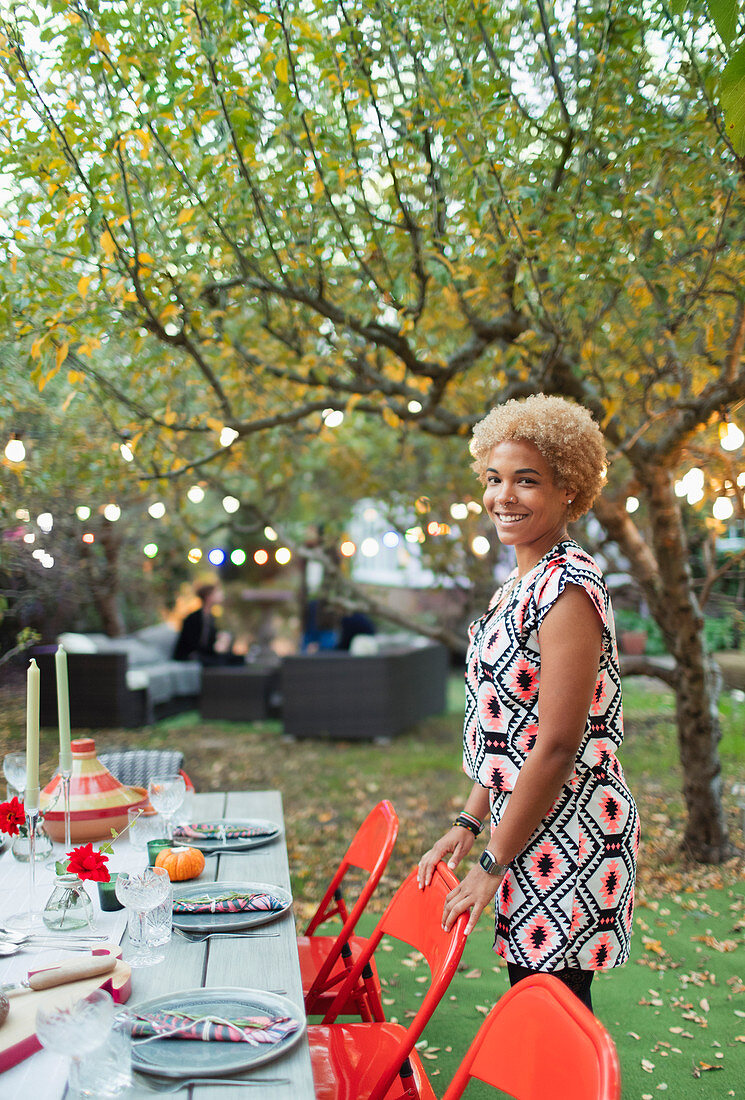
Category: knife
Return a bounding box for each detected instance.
[0,952,117,996]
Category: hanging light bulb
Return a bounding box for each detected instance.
[4,436,25,463]
[720,421,744,452]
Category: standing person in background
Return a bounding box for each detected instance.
[418,394,639,1013]
[173,582,243,665]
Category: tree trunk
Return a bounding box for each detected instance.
[81,523,126,638]
[596,470,733,862]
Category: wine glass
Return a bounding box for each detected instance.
[36,988,130,1096]
[3,752,26,798]
[115,865,170,967]
[147,774,186,837]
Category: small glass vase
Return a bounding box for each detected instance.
[43,873,94,931]
[11,818,54,862]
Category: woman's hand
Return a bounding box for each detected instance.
[417,827,476,889]
[441,864,502,935]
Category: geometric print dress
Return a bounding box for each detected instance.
[463,538,639,971]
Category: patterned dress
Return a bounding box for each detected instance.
[463,538,639,971]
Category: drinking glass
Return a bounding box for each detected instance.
[147,774,186,837]
[115,865,170,967]
[127,806,165,852]
[36,988,131,1097]
[3,751,26,798]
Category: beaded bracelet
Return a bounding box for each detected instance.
[452,811,483,837]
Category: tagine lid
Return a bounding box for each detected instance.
[40,737,148,819]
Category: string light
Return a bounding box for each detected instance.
[230,549,247,566]
[103,504,121,522]
[208,548,226,566]
[471,536,491,557]
[76,506,91,520]
[450,503,468,521]
[360,538,380,557]
[254,549,269,565]
[220,427,239,447]
[187,485,205,503]
[713,497,734,521]
[143,543,158,558]
[37,513,53,533]
[4,436,25,463]
[187,548,202,564]
[119,443,134,462]
[340,540,356,557]
[719,421,744,452]
[222,496,240,514]
[148,502,166,519]
[322,409,344,428]
[275,547,292,565]
[264,526,278,541]
[625,497,640,514]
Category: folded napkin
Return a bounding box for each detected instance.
[173,891,285,914]
[128,1009,299,1045]
[173,822,275,841]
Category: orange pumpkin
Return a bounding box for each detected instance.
[155,845,205,881]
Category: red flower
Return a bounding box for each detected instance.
[0,796,25,837]
[65,843,111,883]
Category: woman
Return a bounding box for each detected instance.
[173,583,243,665]
[418,394,639,1012]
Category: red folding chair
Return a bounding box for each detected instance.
[308,862,469,1100]
[299,800,398,1020]
[398,972,621,1100]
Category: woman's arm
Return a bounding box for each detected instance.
[441,583,603,933]
[417,782,490,888]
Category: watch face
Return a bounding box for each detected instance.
[479,850,497,874]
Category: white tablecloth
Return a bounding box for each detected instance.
[0,831,152,1099]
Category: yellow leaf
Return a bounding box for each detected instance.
[176,207,195,225]
[30,337,44,360]
[92,30,109,52]
[276,57,289,83]
[100,230,116,260]
[77,274,92,298]
[382,407,400,428]
[67,370,85,385]
[56,343,69,370]
[206,418,224,433]
[10,254,17,274]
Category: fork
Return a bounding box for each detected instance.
[172,928,281,943]
[133,1072,291,1092]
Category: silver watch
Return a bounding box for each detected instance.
[479,849,507,876]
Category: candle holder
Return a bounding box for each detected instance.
[60,766,72,851]
[6,795,45,930]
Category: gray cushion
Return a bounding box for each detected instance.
[133,623,179,661]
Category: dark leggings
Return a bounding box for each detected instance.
[507,961,594,1013]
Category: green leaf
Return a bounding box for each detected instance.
[720,42,745,155]
[55,859,69,875]
[707,0,740,45]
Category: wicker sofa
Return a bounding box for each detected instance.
[280,636,449,740]
[35,624,201,729]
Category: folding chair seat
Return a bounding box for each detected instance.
[403,973,621,1100]
[98,749,194,791]
[308,863,469,1100]
[299,800,398,1020]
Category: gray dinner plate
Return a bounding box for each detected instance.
[173,818,281,853]
[171,880,293,933]
[127,986,305,1078]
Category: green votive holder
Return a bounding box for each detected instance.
[97,873,124,912]
[147,838,172,867]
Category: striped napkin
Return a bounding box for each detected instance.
[173,822,276,841]
[173,891,285,914]
[128,1009,298,1045]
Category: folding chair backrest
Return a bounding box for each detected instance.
[442,973,621,1100]
[324,863,469,1100]
[304,800,398,936]
[303,801,398,1004]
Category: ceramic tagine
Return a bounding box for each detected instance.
[40,737,149,842]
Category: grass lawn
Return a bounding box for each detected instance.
[0,669,743,1097]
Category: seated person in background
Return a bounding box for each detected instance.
[336,610,376,651]
[173,583,244,665]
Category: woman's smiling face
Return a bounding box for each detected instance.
[483,439,574,572]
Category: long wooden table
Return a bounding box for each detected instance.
[0,789,315,1099]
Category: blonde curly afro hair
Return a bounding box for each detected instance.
[470,394,607,522]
